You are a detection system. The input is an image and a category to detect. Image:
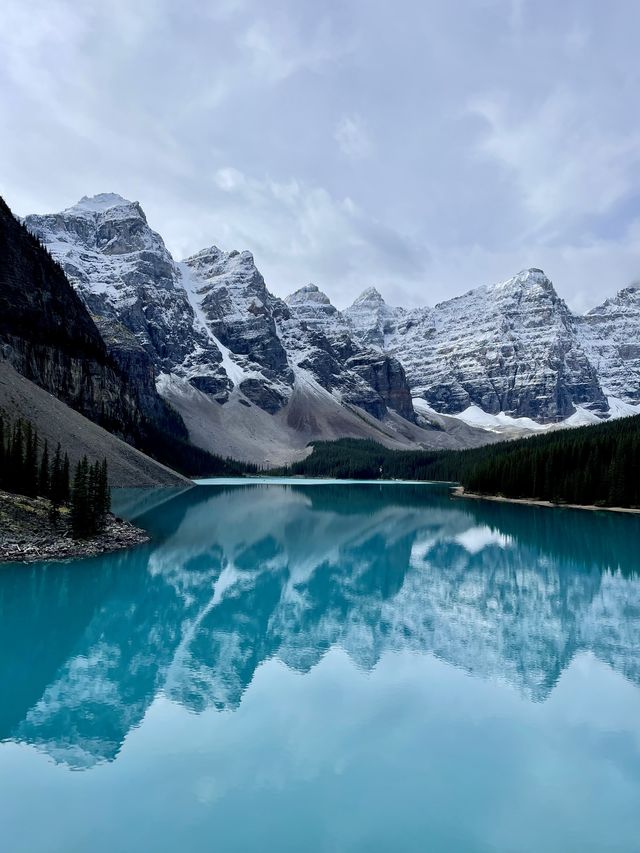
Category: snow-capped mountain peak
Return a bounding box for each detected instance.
[284,284,350,336]
[24,191,640,456]
[286,283,333,307]
[344,286,401,350]
[352,286,386,305]
[70,192,136,214]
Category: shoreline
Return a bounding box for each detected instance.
[0,490,149,564]
[451,486,640,515]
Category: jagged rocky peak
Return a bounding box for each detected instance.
[286,283,335,309]
[182,244,294,411]
[31,193,167,259]
[183,245,273,308]
[25,195,226,401]
[576,282,640,404]
[71,192,139,214]
[491,267,558,301]
[587,282,640,316]
[26,193,174,276]
[344,286,401,350]
[383,267,607,421]
[284,283,353,338]
[352,286,386,305]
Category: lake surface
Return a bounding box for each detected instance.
[1,480,640,852]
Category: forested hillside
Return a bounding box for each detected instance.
[279,416,640,508]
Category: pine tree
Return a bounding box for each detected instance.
[70,456,90,538]
[100,459,110,517]
[23,424,39,497]
[93,458,110,529]
[39,439,50,497]
[50,444,64,508]
[62,453,70,504]
[8,421,24,493]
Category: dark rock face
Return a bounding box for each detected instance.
[25,196,421,426]
[345,353,416,422]
[0,196,141,436]
[239,379,289,413]
[182,247,295,412]
[283,286,417,422]
[25,196,221,379]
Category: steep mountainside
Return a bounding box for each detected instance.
[24,195,226,420]
[576,285,640,405]
[343,286,402,349]
[2,194,245,477]
[26,192,639,448]
[345,269,609,422]
[27,195,480,462]
[27,196,418,426]
[0,360,188,487]
[282,283,415,421]
[0,196,140,435]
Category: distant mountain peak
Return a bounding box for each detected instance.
[353,286,385,305]
[69,193,136,213]
[285,284,334,307]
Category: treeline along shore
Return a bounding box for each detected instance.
[0,414,148,562]
[274,415,640,510]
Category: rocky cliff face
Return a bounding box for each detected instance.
[26,193,639,435]
[0,196,142,436]
[576,285,640,405]
[283,284,415,421]
[345,269,609,422]
[343,286,402,350]
[27,196,418,428]
[25,195,228,409]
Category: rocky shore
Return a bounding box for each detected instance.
[0,489,149,563]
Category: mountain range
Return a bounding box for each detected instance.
[6,191,640,467]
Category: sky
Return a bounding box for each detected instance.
[1,0,639,312]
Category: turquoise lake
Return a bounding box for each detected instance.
[1,480,640,852]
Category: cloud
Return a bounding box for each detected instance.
[239,17,345,84]
[162,167,427,307]
[334,115,372,160]
[469,88,640,238]
[2,0,640,316]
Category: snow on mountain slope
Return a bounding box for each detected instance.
[285,283,352,336]
[27,193,638,447]
[27,194,472,461]
[576,285,640,405]
[346,269,608,422]
[25,194,230,402]
[343,286,402,349]
[282,283,416,421]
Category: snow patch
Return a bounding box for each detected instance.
[606,396,640,419]
[178,261,248,387]
[455,526,512,554]
[454,405,548,432]
[563,406,603,427]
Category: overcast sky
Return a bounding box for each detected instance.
[2,0,639,311]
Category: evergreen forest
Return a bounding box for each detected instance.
[276,415,640,508]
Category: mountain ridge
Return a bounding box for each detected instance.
[23,193,640,461]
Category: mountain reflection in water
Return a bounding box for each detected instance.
[1,482,639,769]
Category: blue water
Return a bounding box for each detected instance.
[1,481,640,852]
